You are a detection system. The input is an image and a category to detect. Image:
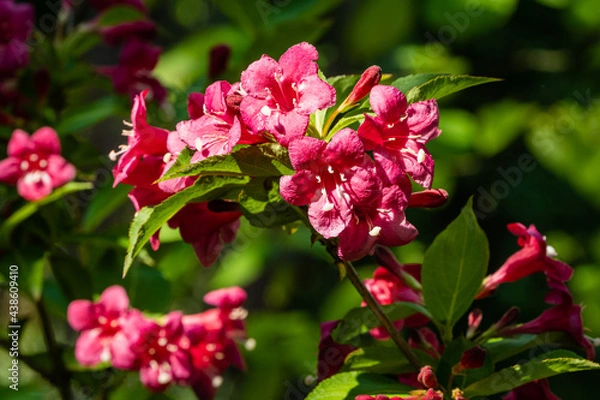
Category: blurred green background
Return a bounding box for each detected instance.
[1,0,600,398]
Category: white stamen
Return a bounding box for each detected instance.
[167,344,178,352]
[546,245,558,258]
[163,153,172,163]
[316,175,322,183]
[260,106,272,116]
[327,165,334,174]
[195,137,203,151]
[322,202,334,212]
[215,352,225,360]
[110,320,118,328]
[158,337,168,347]
[339,173,347,182]
[20,160,29,171]
[121,129,134,136]
[39,159,48,168]
[387,123,395,128]
[23,171,51,187]
[244,338,257,351]
[149,348,156,355]
[229,307,248,320]
[206,343,216,351]
[29,154,39,162]
[123,120,133,127]
[157,363,172,385]
[304,375,316,386]
[212,376,223,388]
[399,113,408,122]
[98,316,107,324]
[100,346,111,363]
[149,360,158,369]
[369,226,382,237]
[417,148,426,164]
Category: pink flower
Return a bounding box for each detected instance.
[317,320,357,381]
[123,311,194,391]
[99,39,166,103]
[417,365,438,389]
[177,81,265,162]
[99,20,157,46]
[456,345,487,370]
[240,42,336,145]
[89,0,146,12]
[0,0,34,76]
[477,223,573,299]
[409,327,444,358]
[67,286,136,367]
[358,85,441,188]
[167,202,242,267]
[110,89,169,188]
[0,127,76,201]
[502,379,561,400]
[364,266,428,339]
[280,128,378,239]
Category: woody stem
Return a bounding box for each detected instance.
[336,257,423,371]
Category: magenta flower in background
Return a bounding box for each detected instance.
[317,320,356,382]
[99,20,157,46]
[0,0,34,76]
[240,42,336,145]
[67,286,136,367]
[0,127,76,201]
[167,202,242,267]
[358,85,441,188]
[280,128,379,238]
[89,0,147,12]
[477,223,573,299]
[99,39,166,104]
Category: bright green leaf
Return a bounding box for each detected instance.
[123,175,250,277]
[406,75,501,103]
[306,371,413,400]
[160,143,294,181]
[56,97,122,135]
[463,350,600,397]
[390,73,445,94]
[342,343,436,374]
[421,197,489,336]
[239,178,299,228]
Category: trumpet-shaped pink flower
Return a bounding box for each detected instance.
[122,311,194,391]
[177,81,265,162]
[502,379,560,400]
[358,85,441,188]
[240,42,336,145]
[0,0,34,76]
[67,286,136,367]
[477,223,573,299]
[280,128,379,239]
[111,89,169,188]
[167,202,242,267]
[0,127,76,201]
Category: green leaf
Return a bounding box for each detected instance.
[313,74,362,135]
[123,175,249,277]
[161,147,194,180]
[333,302,432,345]
[406,75,501,103]
[97,5,147,27]
[390,73,445,94]
[239,178,299,228]
[484,333,572,363]
[463,350,600,397]
[421,197,489,336]
[0,182,93,246]
[342,343,436,374]
[82,184,131,232]
[306,371,413,400]
[161,143,294,181]
[57,97,122,135]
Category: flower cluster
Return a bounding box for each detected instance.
[110,42,446,263]
[335,223,594,399]
[67,285,250,396]
[0,127,75,200]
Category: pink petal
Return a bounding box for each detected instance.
[324,128,365,168]
[0,158,22,184]
[295,74,336,114]
[268,109,309,144]
[239,96,270,135]
[170,351,193,382]
[139,363,163,390]
[46,154,76,187]
[110,331,138,369]
[204,80,232,115]
[7,129,32,157]
[279,171,319,206]
[187,92,205,119]
[400,142,435,189]
[308,191,352,239]
[278,42,319,85]
[67,299,97,331]
[287,136,327,170]
[370,85,407,123]
[17,171,53,201]
[407,99,441,142]
[240,55,280,97]
[204,287,247,309]
[337,217,377,261]
[31,127,61,154]
[357,115,384,151]
[74,329,105,366]
[99,285,130,314]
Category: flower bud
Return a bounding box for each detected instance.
[407,189,448,209]
[459,345,487,370]
[342,65,382,107]
[466,309,483,339]
[494,306,520,331]
[425,389,443,400]
[417,365,439,389]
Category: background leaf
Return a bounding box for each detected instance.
[306,371,413,400]
[406,75,501,103]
